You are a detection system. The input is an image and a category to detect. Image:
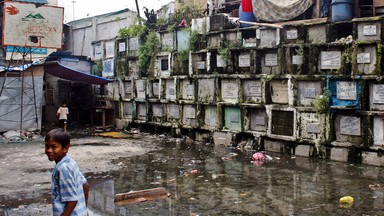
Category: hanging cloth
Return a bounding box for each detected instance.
[252,0,314,22]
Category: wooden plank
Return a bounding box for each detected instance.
[115,187,170,205]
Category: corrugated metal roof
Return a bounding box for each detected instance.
[15,0,48,4]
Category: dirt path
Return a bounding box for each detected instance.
[0,132,165,215]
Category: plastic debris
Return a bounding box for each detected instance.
[339,196,354,208]
[252,152,265,161]
[369,184,383,190]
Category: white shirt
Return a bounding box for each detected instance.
[57,107,69,120]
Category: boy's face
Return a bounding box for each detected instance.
[45,139,69,163]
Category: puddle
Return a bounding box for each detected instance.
[2,140,384,215]
[87,142,384,215]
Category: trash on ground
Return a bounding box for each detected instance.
[96,131,131,139]
[339,196,354,208]
[115,187,170,205]
[369,184,383,190]
[252,152,265,161]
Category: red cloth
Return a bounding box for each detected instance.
[242,0,253,12]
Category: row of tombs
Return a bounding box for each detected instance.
[111,76,384,166]
[115,17,384,79]
[105,17,384,166]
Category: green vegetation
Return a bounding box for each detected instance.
[118,20,146,38]
[138,32,160,75]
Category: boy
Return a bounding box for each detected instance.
[57,101,69,130]
[45,128,89,216]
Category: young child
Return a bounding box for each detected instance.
[57,101,69,130]
[45,128,89,216]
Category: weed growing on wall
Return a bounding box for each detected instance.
[138,32,160,75]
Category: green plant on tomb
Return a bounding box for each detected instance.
[314,88,330,114]
[118,20,146,38]
[138,31,160,74]
[177,49,190,62]
[92,60,103,76]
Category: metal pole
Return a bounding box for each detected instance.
[71,1,76,21]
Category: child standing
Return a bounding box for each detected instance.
[57,101,69,130]
[45,128,89,216]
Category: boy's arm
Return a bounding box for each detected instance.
[61,201,78,216]
[83,182,89,206]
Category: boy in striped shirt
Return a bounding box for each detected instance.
[45,128,89,216]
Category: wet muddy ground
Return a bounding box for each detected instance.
[2,132,384,215]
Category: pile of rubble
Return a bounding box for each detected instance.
[0,129,43,143]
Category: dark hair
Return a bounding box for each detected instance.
[45,128,70,147]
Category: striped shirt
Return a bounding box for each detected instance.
[51,155,87,216]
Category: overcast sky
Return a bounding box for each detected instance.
[57,0,173,23]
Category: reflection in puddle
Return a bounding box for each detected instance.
[88,142,384,215]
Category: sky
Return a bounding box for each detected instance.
[57,0,173,23]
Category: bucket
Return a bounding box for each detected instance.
[331,0,353,22]
[239,5,256,28]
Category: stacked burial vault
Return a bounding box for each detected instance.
[112,15,384,166]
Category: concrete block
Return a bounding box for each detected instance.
[177,29,190,51]
[115,119,129,130]
[221,79,239,103]
[369,83,384,111]
[261,51,281,75]
[207,33,221,48]
[373,116,384,145]
[356,21,382,42]
[224,106,242,131]
[270,80,289,104]
[165,79,177,100]
[243,79,263,103]
[213,132,233,147]
[182,104,197,127]
[198,78,216,102]
[123,81,133,99]
[298,112,324,140]
[264,139,283,153]
[168,104,180,120]
[137,103,147,121]
[181,79,195,100]
[152,104,163,118]
[356,45,377,75]
[335,115,362,144]
[295,145,310,157]
[156,53,171,77]
[307,25,327,44]
[362,151,384,166]
[247,108,267,132]
[297,81,322,106]
[330,147,349,162]
[149,81,160,98]
[259,28,280,48]
[122,102,133,119]
[204,106,218,128]
[135,79,146,99]
[160,32,175,51]
[320,51,341,70]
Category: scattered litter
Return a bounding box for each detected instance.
[369,184,383,190]
[96,131,131,139]
[190,169,199,174]
[339,196,354,208]
[252,152,265,161]
[0,129,42,143]
[115,187,170,205]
